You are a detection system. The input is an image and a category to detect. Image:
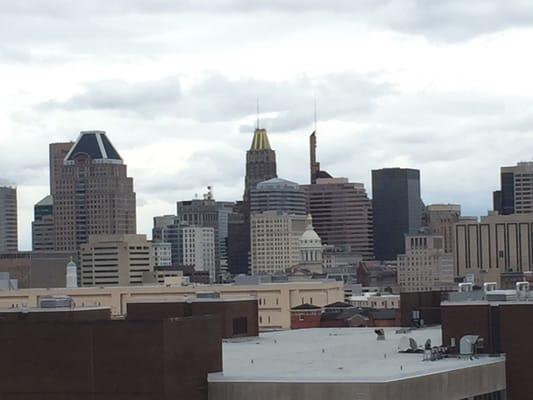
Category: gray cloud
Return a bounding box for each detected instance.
[1,1,532,42]
[37,73,393,129]
[39,77,182,117]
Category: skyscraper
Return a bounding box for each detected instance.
[0,186,17,252]
[49,142,74,196]
[250,178,306,215]
[53,131,136,252]
[303,131,373,260]
[176,188,234,281]
[372,168,424,261]
[32,195,55,251]
[303,178,374,260]
[493,161,533,215]
[228,127,278,276]
[244,128,277,205]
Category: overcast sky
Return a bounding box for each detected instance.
[2,1,533,250]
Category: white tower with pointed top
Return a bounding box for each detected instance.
[66,258,77,288]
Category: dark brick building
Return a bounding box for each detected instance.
[0,307,222,399]
[442,301,533,400]
[127,298,259,338]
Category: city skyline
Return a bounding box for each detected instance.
[3,2,533,249]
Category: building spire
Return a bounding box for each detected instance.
[314,96,317,133]
[256,98,260,129]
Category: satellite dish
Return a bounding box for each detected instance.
[409,338,418,352]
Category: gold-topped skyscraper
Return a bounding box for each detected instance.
[244,128,277,205]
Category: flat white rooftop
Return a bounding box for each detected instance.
[209,327,504,383]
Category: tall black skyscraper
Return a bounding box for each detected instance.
[227,128,277,276]
[372,168,424,261]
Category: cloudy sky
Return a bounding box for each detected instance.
[2,1,533,250]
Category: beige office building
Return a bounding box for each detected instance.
[250,211,307,275]
[80,234,153,287]
[53,131,136,252]
[398,234,454,292]
[0,280,344,330]
[423,204,461,253]
[454,213,533,285]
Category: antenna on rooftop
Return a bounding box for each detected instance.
[314,95,317,133]
[256,97,260,129]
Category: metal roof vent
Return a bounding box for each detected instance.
[516,281,530,300]
[459,335,483,357]
[483,282,497,293]
[459,282,473,292]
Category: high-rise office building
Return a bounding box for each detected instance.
[181,226,216,282]
[53,131,136,252]
[372,168,424,261]
[32,195,55,251]
[0,186,18,252]
[80,234,152,287]
[49,142,74,196]
[493,161,533,215]
[250,211,307,276]
[176,188,234,281]
[423,204,461,253]
[244,128,277,204]
[227,204,249,276]
[250,178,306,215]
[303,178,374,260]
[397,234,454,293]
[152,215,181,266]
[304,131,373,260]
[228,127,278,276]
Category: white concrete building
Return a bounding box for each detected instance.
[151,241,172,268]
[80,234,153,287]
[397,234,454,292]
[66,258,77,288]
[250,211,307,275]
[181,226,216,282]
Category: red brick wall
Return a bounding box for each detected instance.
[498,304,533,400]
[127,299,259,338]
[0,315,222,400]
[441,304,491,353]
[291,312,321,329]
